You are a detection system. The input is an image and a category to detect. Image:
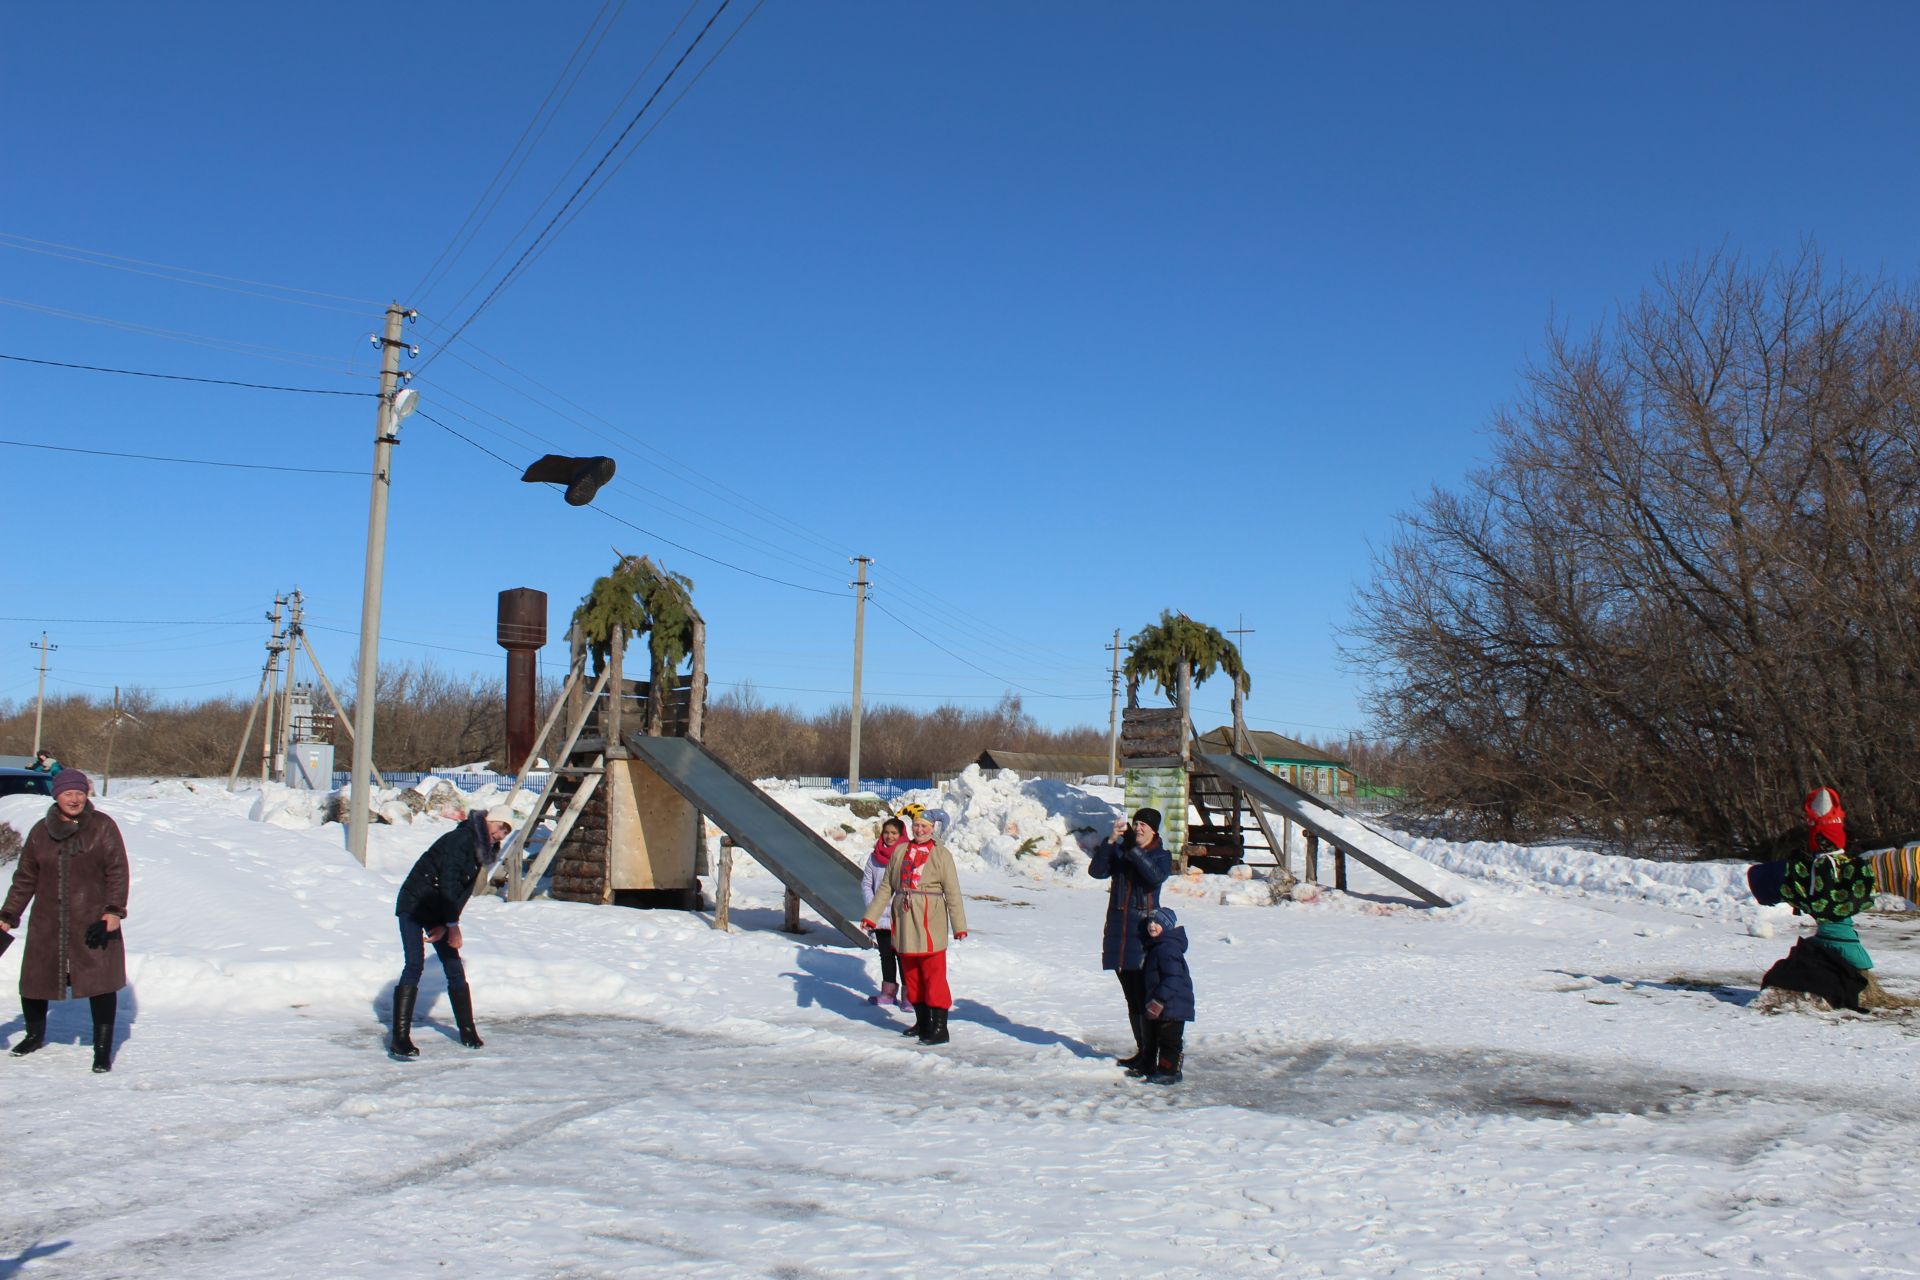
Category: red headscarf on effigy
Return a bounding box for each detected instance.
[1804,786,1846,852]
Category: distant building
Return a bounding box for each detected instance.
[1196,726,1355,798]
[970,748,1110,783]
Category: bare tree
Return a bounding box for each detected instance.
[1349,248,1920,855]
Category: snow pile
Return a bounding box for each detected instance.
[906,766,1116,880]
[1405,833,1774,923]
[240,776,535,833]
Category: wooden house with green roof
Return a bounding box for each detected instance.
[1196,725,1355,800]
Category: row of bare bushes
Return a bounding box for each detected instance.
[701,685,1106,779]
[0,663,528,780]
[1349,249,1920,856]
[0,665,1106,782]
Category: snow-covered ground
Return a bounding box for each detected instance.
[2,775,1918,1278]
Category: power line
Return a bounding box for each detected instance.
[0,615,264,626]
[416,409,520,469]
[0,438,364,476]
[591,504,845,597]
[416,407,846,597]
[419,0,739,372]
[0,296,366,375]
[0,352,377,396]
[0,229,382,315]
[488,0,766,307]
[415,385,847,582]
[303,623,506,660]
[869,598,1098,700]
[421,0,703,341]
[411,0,631,310]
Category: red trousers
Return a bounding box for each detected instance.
[898,950,951,1009]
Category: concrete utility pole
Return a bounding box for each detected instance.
[1105,628,1123,781]
[260,595,285,785]
[275,590,304,775]
[348,302,416,867]
[29,632,55,756]
[847,556,871,794]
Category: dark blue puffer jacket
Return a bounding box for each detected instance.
[1139,909,1195,1022]
[1089,835,1171,969]
[395,814,489,928]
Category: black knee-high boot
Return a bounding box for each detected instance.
[91,991,117,1073]
[448,983,483,1049]
[919,1007,950,1046]
[11,997,47,1057]
[900,1003,930,1037]
[390,986,420,1059]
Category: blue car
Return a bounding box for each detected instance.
[0,768,54,799]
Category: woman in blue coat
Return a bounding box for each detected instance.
[1088,807,1171,1070]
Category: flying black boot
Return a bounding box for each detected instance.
[918,1006,950,1046]
[389,985,421,1060]
[448,983,484,1049]
[92,1020,115,1074]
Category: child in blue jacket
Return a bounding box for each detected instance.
[1131,906,1194,1084]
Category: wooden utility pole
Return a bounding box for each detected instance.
[347,302,415,868]
[101,686,139,797]
[29,632,55,756]
[1105,629,1123,781]
[228,659,274,791]
[295,630,383,786]
[847,556,870,794]
[1228,617,1255,757]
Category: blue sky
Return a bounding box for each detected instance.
[4,2,1917,748]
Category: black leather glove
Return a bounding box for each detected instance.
[84,920,113,949]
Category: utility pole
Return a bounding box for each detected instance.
[260,594,286,785]
[275,589,304,776]
[847,556,871,795]
[1228,615,1256,756]
[1105,628,1123,781]
[348,303,417,867]
[29,632,55,756]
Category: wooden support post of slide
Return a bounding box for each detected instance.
[1334,844,1348,892]
[714,840,734,932]
[783,887,802,934]
[1305,831,1320,883]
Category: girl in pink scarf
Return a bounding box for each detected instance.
[862,818,908,1008]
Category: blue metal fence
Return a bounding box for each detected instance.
[831,778,932,801]
[329,770,540,793]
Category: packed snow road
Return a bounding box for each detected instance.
[4,779,1920,1277]
[6,1002,1920,1278]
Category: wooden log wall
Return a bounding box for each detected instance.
[549,772,611,903]
[1121,706,1184,761]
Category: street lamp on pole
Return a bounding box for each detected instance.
[347,303,417,866]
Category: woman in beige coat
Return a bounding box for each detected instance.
[862,812,967,1045]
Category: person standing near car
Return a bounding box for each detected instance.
[28,750,59,775]
[1089,808,1172,1071]
[0,769,129,1073]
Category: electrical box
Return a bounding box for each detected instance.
[286,742,334,791]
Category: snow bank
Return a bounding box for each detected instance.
[898,766,1115,880]
[1404,832,1780,925]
